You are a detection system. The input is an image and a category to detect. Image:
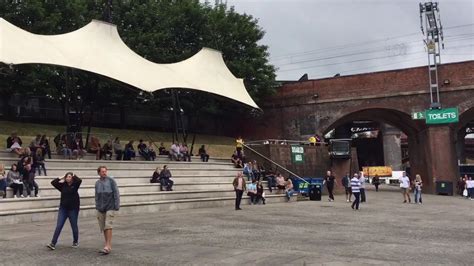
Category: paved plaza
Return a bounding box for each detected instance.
[1,188,473,265]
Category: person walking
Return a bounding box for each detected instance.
[399,171,411,203]
[285,177,294,202]
[466,176,474,200]
[95,166,120,255]
[341,172,352,202]
[232,172,246,210]
[47,172,82,250]
[414,174,423,204]
[351,173,361,210]
[323,170,336,202]
[359,171,366,203]
[372,175,380,192]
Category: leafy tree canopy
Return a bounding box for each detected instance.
[0,0,276,110]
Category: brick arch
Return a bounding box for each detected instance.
[321,107,421,138]
[455,98,474,132]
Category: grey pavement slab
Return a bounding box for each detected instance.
[1,188,473,265]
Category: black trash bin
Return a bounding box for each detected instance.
[309,184,322,201]
[436,181,453,196]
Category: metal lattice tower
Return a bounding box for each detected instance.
[419,2,444,109]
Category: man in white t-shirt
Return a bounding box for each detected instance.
[466,176,474,200]
[399,172,411,203]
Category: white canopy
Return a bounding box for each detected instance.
[0,18,259,109]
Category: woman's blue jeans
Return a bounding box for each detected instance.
[51,207,79,245]
[414,189,422,203]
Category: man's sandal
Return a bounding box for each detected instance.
[98,248,111,255]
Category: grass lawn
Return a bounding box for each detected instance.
[0,120,235,158]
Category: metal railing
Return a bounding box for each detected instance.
[245,139,327,146]
[243,143,309,184]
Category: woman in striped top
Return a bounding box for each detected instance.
[351,173,361,210]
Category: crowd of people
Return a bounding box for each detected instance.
[232,171,294,210]
[0,161,40,198]
[5,132,212,163]
[330,170,425,209]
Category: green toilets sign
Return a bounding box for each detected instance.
[412,107,459,124]
[291,145,304,164]
[425,108,459,124]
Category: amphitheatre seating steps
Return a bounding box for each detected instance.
[0,190,260,211]
[0,194,293,224]
[34,175,239,187]
[0,151,229,163]
[0,155,290,225]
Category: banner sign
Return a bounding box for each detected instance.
[425,107,459,124]
[291,145,304,164]
[362,166,392,177]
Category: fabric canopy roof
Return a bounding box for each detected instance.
[0,18,259,109]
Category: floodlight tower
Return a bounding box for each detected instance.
[419,2,444,109]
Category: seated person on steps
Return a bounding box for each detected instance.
[231,150,243,168]
[276,173,286,194]
[150,167,161,183]
[101,140,113,160]
[247,179,258,205]
[87,136,101,160]
[180,143,191,162]
[198,145,210,162]
[71,137,86,160]
[158,142,169,155]
[169,142,182,161]
[159,165,174,191]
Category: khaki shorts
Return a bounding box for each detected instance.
[97,210,116,231]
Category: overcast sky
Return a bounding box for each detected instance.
[224,0,474,80]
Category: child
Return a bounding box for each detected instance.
[34,149,47,176]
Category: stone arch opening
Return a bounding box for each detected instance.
[322,108,423,186]
[456,106,474,165]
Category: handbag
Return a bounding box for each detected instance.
[463,188,468,197]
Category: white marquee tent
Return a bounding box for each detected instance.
[0,18,259,109]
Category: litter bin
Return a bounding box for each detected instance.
[436,181,453,196]
[309,184,322,201]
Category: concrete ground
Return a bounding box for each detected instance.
[1,187,473,265]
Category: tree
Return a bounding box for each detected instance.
[0,0,276,130]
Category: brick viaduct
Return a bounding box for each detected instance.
[244,60,474,192]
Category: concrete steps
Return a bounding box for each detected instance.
[0,152,229,163]
[1,190,251,211]
[0,194,292,224]
[0,157,233,169]
[0,153,293,225]
[43,168,239,177]
[37,182,257,197]
[34,175,237,187]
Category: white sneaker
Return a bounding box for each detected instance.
[346,199,349,202]
[14,195,17,198]
[20,195,25,198]
[36,195,41,198]
[26,195,30,198]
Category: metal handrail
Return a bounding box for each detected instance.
[245,139,327,146]
[243,143,309,184]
